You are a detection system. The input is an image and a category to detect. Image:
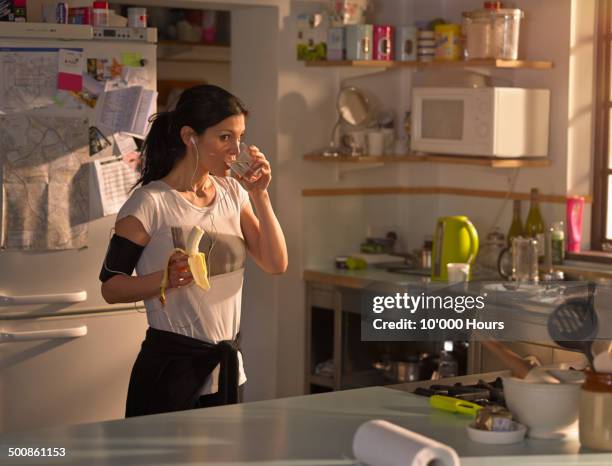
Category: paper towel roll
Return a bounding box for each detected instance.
[353,419,460,466]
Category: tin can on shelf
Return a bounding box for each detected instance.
[345,24,373,60]
[396,26,417,61]
[434,23,462,61]
[372,25,394,60]
[327,27,345,60]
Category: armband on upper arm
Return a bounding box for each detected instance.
[99,234,145,282]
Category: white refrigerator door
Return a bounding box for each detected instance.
[0,37,156,319]
[0,310,148,433]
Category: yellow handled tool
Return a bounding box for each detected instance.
[429,395,483,416]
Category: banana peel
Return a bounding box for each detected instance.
[159,226,210,305]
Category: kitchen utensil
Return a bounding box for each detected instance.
[547,282,598,367]
[466,422,527,444]
[431,216,479,281]
[502,376,581,439]
[429,395,482,416]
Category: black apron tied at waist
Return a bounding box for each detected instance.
[125,327,240,418]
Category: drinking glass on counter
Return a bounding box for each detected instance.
[511,236,539,283]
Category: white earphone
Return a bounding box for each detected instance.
[190,136,196,146]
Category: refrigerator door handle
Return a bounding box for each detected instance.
[0,325,88,342]
[0,291,87,305]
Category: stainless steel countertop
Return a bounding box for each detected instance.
[1,385,609,465]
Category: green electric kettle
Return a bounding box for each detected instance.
[431,216,479,281]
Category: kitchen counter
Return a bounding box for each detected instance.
[303,266,430,289]
[0,386,609,465]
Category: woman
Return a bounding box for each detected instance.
[99,85,288,417]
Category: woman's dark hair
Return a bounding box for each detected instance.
[136,84,248,187]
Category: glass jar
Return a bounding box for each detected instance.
[579,370,612,451]
[462,10,494,59]
[462,7,523,60]
[492,9,523,60]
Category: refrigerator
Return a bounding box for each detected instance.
[0,23,156,433]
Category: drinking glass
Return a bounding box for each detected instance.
[229,142,263,180]
[511,237,539,283]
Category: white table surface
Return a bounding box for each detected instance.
[1,386,610,466]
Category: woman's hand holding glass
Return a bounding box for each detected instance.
[232,144,271,192]
[167,252,193,289]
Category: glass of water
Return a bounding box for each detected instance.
[229,142,263,181]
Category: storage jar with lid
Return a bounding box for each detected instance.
[462,9,494,59]
[462,6,523,60]
[579,370,612,451]
[492,9,523,60]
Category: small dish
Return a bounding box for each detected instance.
[466,422,527,444]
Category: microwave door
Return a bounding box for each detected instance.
[420,97,465,144]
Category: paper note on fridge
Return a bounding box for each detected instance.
[93,155,140,216]
[58,49,84,92]
[94,86,157,138]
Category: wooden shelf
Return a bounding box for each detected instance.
[303,153,552,168]
[301,186,593,204]
[305,58,554,70]
[158,40,230,47]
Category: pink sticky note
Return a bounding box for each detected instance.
[58,49,84,91]
[58,72,83,92]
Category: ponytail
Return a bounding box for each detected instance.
[133,85,248,189]
[134,111,184,188]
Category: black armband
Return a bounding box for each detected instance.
[99,234,145,283]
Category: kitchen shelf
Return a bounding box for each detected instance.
[303,153,552,168]
[158,40,230,47]
[305,58,554,70]
[301,186,593,204]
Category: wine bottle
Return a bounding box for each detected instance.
[507,200,524,246]
[524,188,546,260]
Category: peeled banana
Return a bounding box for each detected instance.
[159,226,210,306]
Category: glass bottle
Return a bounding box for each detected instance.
[524,188,546,261]
[507,199,524,246]
[551,221,565,265]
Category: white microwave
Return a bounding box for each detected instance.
[411,87,550,157]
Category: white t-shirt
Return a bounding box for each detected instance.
[117,176,249,394]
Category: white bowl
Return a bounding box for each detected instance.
[466,422,527,444]
[502,376,581,439]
